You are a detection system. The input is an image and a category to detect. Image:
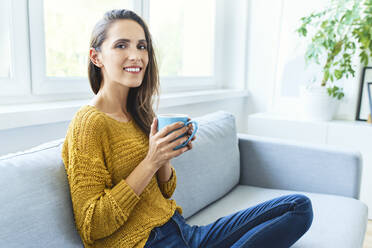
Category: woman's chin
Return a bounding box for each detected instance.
[127,81,143,88]
[116,80,143,88]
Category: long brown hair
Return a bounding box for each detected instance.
[88,9,159,136]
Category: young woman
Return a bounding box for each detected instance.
[62,9,313,248]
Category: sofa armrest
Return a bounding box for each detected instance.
[237,133,363,199]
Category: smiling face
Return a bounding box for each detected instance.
[93,19,149,88]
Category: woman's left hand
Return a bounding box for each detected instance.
[185,117,196,150]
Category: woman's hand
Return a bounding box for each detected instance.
[185,117,196,151]
[144,117,193,171]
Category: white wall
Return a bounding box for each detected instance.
[246,0,365,120]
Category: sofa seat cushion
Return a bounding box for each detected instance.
[185,185,368,248]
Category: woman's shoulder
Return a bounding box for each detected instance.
[62,105,109,166]
[75,104,106,124]
[62,105,108,157]
[67,105,108,138]
[75,104,105,122]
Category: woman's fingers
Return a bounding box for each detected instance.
[161,125,188,144]
[187,141,192,150]
[157,121,183,139]
[187,129,196,141]
[150,117,157,137]
[164,135,189,152]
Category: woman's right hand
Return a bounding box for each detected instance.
[144,117,190,171]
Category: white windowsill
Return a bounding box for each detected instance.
[0,89,249,130]
[248,112,372,127]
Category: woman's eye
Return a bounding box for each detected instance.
[117,44,126,49]
[138,45,147,50]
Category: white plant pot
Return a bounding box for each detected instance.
[300,84,340,121]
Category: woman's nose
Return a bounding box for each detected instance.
[128,48,141,61]
[128,54,140,61]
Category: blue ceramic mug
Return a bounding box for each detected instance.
[157,114,198,150]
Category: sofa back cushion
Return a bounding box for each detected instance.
[0,139,83,248]
[0,110,240,246]
[171,111,240,219]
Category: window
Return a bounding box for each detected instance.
[271,0,330,114]
[149,0,215,77]
[0,0,11,78]
[28,0,134,96]
[2,0,227,103]
[0,0,30,99]
[43,0,134,77]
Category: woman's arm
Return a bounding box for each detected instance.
[62,115,146,245]
[156,161,172,183]
[156,161,177,199]
[125,158,157,196]
[64,151,142,244]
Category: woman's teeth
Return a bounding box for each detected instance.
[124,67,141,72]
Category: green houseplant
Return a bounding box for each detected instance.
[296,0,372,100]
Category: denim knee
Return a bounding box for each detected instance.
[290,194,313,231]
[289,194,310,210]
[291,194,313,215]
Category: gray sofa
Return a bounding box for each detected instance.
[0,111,368,248]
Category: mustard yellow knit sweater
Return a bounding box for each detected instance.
[61,105,183,248]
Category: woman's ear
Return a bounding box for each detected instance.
[89,48,103,68]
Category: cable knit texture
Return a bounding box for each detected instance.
[61,105,183,248]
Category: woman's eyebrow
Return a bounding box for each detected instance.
[114,38,147,43]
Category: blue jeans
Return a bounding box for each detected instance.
[144,194,313,248]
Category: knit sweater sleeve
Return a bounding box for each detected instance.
[61,114,140,245]
[157,165,177,199]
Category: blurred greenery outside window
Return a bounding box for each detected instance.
[44,0,134,77]
[149,0,215,77]
[44,0,215,78]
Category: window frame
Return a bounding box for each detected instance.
[27,0,221,96]
[145,0,221,93]
[1,0,230,104]
[0,0,31,97]
[28,0,140,96]
[269,0,333,116]
[268,0,304,115]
